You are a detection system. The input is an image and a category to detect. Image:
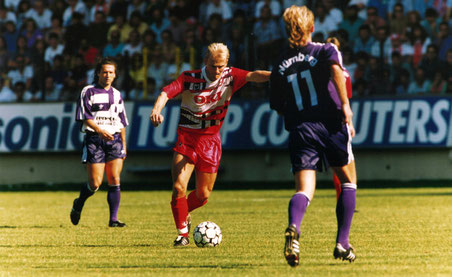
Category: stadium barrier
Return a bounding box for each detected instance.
[1,96,452,186]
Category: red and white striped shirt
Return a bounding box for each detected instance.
[163,66,249,134]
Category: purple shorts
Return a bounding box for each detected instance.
[289,121,353,173]
[82,132,126,164]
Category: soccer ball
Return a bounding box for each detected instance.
[193,221,222,247]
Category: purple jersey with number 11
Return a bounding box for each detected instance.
[270,42,344,131]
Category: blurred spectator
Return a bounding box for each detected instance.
[393,68,411,94]
[17,0,32,29]
[408,68,431,94]
[161,29,178,64]
[339,4,364,47]
[49,0,67,21]
[205,13,224,43]
[63,12,87,55]
[69,53,88,90]
[128,11,148,36]
[364,6,386,36]
[180,28,202,69]
[14,35,32,62]
[0,37,10,74]
[88,0,109,24]
[255,0,281,19]
[48,54,68,90]
[370,26,392,63]
[4,0,20,13]
[407,24,431,68]
[108,14,132,43]
[7,54,33,90]
[323,0,343,25]
[354,24,375,54]
[122,29,143,57]
[421,8,440,40]
[367,57,392,95]
[0,4,17,26]
[3,21,20,54]
[419,44,441,81]
[45,32,64,66]
[45,15,64,42]
[109,0,128,20]
[367,0,389,19]
[226,25,247,68]
[142,30,157,73]
[436,22,452,61]
[62,0,87,27]
[167,8,188,45]
[430,71,447,94]
[0,77,15,102]
[150,8,170,44]
[389,33,413,63]
[341,47,357,82]
[405,10,421,34]
[128,53,146,94]
[389,3,407,40]
[78,38,100,67]
[147,45,169,94]
[206,0,233,23]
[441,49,452,80]
[127,0,146,20]
[314,4,337,38]
[26,0,52,30]
[447,77,452,94]
[353,78,369,97]
[87,11,109,50]
[29,37,47,94]
[12,80,34,102]
[21,18,43,49]
[389,51,412,86]
[34,76,62,101]
[253,4,282,70]
[103,30,124,58]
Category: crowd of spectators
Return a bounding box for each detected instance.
[0,0,451,102]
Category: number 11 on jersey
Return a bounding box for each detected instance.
[287,69,318,111]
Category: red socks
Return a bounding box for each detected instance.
[187,190,207,212]
[171,191,208,237]
[171,196,189,237]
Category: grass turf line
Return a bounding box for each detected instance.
[0,188,451,276]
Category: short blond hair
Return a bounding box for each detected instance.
[283,5,314,48]
[205,42,230,61]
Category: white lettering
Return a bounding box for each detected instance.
[251,104,270,145]
[389,101,409,143]
[153,106,179,147]
[406,101,429,143]
[373,101,393,143]
[221,104,243,144]
[430,100,449,143]
[268,110,288,145]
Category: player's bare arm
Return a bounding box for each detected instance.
[85,119,114,141]
[120,127,127,158]
[331,64,355,137]
[246,70,271,83]
[150,91,169,127]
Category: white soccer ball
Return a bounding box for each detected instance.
[193,221,222,247]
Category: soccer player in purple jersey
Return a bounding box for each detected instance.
[71,57,129,227]
[270,6,357,266]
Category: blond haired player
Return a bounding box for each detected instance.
[270,6,357,266]
[151,43,270,246]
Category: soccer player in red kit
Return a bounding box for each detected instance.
[150,42,270,246]
[326,37,353,200]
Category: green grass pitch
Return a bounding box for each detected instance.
[0,188,451,276]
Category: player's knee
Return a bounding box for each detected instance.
[196,188,212,201]
[173,182,187,195]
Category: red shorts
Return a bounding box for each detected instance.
[173,128,222,173]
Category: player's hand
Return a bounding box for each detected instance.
[98,129,114,141]
[150,113,164,127]
[342,104,355,137]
